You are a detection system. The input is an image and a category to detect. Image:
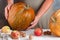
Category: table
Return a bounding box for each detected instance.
[0,29,60,40]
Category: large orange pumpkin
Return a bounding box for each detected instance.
[49,9,60,36]
[8,2,35,31]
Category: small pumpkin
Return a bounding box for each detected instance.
[49,9,60,36]
[8,2,35,30]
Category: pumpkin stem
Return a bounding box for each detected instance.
[51,17,56,23]
[24,5,30,9]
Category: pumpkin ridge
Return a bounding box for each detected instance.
[8,2,35,30]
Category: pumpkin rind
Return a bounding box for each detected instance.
[8,2,35,30]
[49,9,60,36]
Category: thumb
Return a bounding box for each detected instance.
[31,20,36,24]
[5,6,9,20]
[31,22,34,24]
[8,4,13,10]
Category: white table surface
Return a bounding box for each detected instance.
[0,29,60,40]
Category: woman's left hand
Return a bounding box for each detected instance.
[26,16,40,30]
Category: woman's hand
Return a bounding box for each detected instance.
[26,0,54,30]
[27,16,40,30]
[5,4,12,19]
[5,0,14,20]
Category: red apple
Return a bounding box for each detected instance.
[34,28,43,36]
[11,30,20,39]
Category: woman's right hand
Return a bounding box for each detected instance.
[5,0,14,20]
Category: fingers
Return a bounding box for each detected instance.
[31,17,39,24]
[7,0,14,10]
[8,4,13,10]
[5,4,13,20]
[27,18,39,30]
[31,22,34,24]
[26,23,37,30]
[31,19,37,24]
[5,6,9,20]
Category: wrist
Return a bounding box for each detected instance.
[36,14,41,19]
[7,0,14,4]
[35,15,40,21]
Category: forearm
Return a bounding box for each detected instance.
[7,0,14,4]
[36,0,54,18]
